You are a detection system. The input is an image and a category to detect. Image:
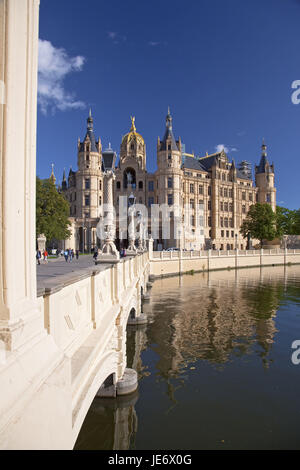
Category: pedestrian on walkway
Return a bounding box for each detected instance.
[75,249,79,260]
[93,248,98,261]
[64,249,69,262]
[69,248,73,262]
[44,249,48,264]
[36,250,41,265]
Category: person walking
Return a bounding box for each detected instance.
[36,250,41,265]
[93,248,98,262]
[75,249,79,260]
[68,248,73,262]
[44,249,48,264]
[64,249,69,262]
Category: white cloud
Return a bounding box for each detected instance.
[107,32,127,44]
[215,144,229,153]
[38,39,86,114]
[215,144,238,154]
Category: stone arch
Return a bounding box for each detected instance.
[72,350,120,447]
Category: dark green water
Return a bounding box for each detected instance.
[75,266,300,450]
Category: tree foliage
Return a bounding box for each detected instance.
[36,177,71,242]
[276,206,300,236]
[240,203,277,246]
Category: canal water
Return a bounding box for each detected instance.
[75,265,300,450]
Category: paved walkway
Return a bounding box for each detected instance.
[36,255,111,296]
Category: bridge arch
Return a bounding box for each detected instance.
[72,350,121,447]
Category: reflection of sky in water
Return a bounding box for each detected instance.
[76,266,300,450]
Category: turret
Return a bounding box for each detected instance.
[255,140,276,211]
[157,107,182,169]
[77,110,102,171]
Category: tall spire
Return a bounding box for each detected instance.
[50,163,56,184]
[62,168,67,190]
[256,139,270,174]
[87,108,93,131]
[261,138,267,157]
[166,106,172,130]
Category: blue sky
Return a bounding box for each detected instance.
[37,0,300,209]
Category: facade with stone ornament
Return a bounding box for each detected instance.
[59,110,276,251]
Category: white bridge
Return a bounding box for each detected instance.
[1,1,300,450]
[0,1,152,449]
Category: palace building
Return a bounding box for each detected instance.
[60,109,276,251]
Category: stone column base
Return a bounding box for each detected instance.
[142,293,151,302]
[127,313,148,326]
[95,255,120,264]
[116,368,138,396]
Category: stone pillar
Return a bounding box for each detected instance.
[97,171,119,263]
[0,0,44,351]
[0,1,71,449]
[37,234,46,253]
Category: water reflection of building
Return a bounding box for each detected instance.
[147,266,295,377]
[74,392,138,450]
[75,325,148,450]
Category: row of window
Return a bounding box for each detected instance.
[116,180,155,191]
[84,196,102,206]
[220,217,234,228]
[241,191,255,202]
[84,179,102,191]
[221,230,236,238]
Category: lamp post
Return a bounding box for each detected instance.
[82,215,85,254]
[96,145,119,263]
[127,193,137,255]
[137,210,144,252]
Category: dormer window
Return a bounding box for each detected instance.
[86,144,90,152]
[168,154,172,160]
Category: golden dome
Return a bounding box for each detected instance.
[122,116,144,146]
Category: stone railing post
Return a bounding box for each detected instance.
[148,238,154,259]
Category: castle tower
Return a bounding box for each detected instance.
[255,140,276,211]
[76,110,103,219]
[156,108,183,248]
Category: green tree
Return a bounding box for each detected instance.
[36,177,71,242]
[276,206,299,237]
[240,203,277,247]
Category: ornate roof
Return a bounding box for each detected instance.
[121,116,145,146]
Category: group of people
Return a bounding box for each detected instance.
[63,248,79,262]
[36,246,105,265]
[36,249,48,265]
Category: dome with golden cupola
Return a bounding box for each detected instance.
[121,116,145,147]
[120,116,146,170]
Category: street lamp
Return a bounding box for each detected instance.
[96,145,119,263]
